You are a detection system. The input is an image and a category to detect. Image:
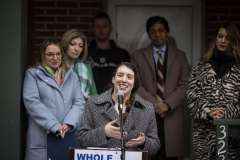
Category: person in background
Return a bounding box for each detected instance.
[187,21,240,159]
[86,12,130,94]
[76,62,160,157]
[131,16,190,160]
[23,38,85,160]
[61,29,98,99]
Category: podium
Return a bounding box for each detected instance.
[69,148,148,160]
[214,119,240,160]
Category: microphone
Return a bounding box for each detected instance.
[117,90,124,109]
[117,90,125,160]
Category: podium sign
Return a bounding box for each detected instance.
[214,119,240,160]
[69,148,148,160]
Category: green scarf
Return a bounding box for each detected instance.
[42,63,66,86]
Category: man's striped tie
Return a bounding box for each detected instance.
[156,50,164,102]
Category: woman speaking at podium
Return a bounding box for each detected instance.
[76,62,160,157]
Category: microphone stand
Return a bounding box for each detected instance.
[118,103,125,160]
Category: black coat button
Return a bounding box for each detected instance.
[134,101,139,107]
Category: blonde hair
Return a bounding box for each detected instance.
[60,29,88,62]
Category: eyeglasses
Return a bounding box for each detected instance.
[45,52,62,58]
[149,29,166,35]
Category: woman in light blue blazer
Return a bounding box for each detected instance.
[23,38,85,160]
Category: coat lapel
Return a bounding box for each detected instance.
[36,66,61,90]
[104,102,119,123]
[166,46,176,76]
[123,96,145,133]
[123,105,141,133]
[142,45,156,75]
[94,89,119,125]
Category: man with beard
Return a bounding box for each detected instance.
[86,12,130,94]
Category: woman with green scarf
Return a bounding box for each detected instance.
[23,38,85,160]
[61,29,98,100]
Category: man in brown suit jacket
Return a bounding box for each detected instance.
[131,16,190,160]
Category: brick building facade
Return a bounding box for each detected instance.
[27,0,240,66]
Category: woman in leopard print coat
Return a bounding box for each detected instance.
[187,22,240,159]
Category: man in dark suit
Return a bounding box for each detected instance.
[131,16,190,160]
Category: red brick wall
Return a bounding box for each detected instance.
[27,0,240,66]
[205,0,240,50]
[27,0,102,66]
